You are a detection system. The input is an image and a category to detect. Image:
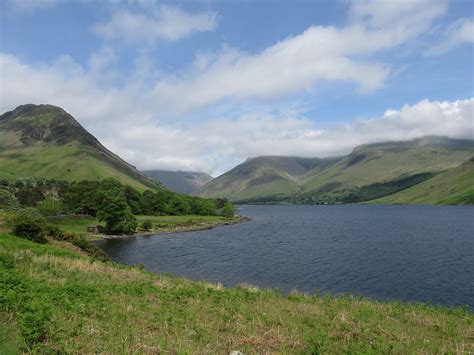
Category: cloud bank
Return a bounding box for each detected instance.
[1,52,472,175]
[1,0,472,175]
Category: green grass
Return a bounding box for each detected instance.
[372,158,474,204]
[0,312,23,354]
[0,143,153,191]
[48,214,230,237]
[0,233,472,353]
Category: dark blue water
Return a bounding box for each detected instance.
[96,205,474,308]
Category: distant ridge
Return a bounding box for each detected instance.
[196,136,474,204]
[142,170,213,194]
[0,104,162,190]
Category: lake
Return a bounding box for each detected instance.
[96,205,474,309]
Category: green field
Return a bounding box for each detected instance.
[372,157,474,204]
[0,233,472,353]
[47,214,231,237]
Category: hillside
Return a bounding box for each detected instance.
[196,137,474,203]
[196,156,340,201]
[371,157,474,205]
[0,104,161,190]
[143,170,212,194]
[1,233,472,353]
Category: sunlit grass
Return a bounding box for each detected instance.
[0,233,472,353]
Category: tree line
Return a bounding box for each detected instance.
[0,177,234,234]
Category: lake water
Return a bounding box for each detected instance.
[96,205,474,309]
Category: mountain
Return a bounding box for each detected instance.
[196,137,474,203]
[0,104,162,190]
[196,156,341,201]
[370,157,474,205]
[142,170,213,194]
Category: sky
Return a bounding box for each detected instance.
[0,0,473,176]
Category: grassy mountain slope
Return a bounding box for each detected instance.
[143,170,213,194]
[0,104,161,191]
[196,156,340,201]
[371,157,474,204]
[300,137,474,200]
[1,233,472,353]
[196,137,474,203]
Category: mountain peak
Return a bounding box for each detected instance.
[0,104,161,190]
[0,104,96,147]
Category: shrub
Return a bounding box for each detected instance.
[8,208,49,243]
[36,198,64,216]
[140,220,153,232]
[0,188,19,210]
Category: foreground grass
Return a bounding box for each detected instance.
[0,234,472,353]
[47,214,234,238]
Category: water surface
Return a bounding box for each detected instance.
[96,205,474,308]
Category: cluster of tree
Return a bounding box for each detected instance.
[1,177,235,234]
[7,207,109,260]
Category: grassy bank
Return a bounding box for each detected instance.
[0,233,472,353]
[47,214,240,239]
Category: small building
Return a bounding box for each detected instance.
[87,225,100,234]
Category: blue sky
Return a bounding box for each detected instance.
[0,0,473,174]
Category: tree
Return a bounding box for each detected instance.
[94,179,137,234]
[221,202,235,218]
[8,208,49,243]
[124,185,142,214]
[15,184,45,206]
[96,194,137,234]
[63,180,100,215]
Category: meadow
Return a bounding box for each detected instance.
[0,233,472,353]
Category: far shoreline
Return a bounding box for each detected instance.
[91,215,252,241]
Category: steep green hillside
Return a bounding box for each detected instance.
[143,170,213,194]
[196,137,474,203]
[0,104,161,191]
[196,156,340,200]
[371,157,474,204]
[299,137,474,202]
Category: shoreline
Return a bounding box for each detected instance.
[91,215,252,241]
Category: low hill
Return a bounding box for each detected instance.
[0,104,161,190]
[196,156,340,201]
[196,137,474,203]
[371,157,474,205]
[142,170,213,194]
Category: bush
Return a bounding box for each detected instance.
[36,198,64,216]
[8,208,49,243]
[0,188,19,210]
[140,220,153,232]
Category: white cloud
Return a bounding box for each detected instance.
[1,0,470,175]
[150,0,447,115]
[106,98,474,175]
[95,4,217,43]
[1,52,472,175]
[427,18,474,55]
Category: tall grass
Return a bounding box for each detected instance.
[0,233,472,353]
